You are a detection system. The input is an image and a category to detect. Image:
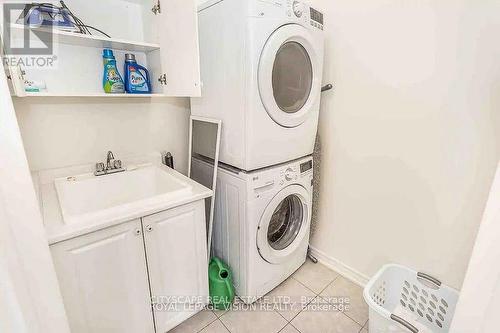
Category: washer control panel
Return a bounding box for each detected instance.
[279,159,313,186]
[251,158,313,198]
[280,167,298,185]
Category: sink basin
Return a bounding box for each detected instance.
[55,164,192,224]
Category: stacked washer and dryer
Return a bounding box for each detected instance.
[191,0,325,301]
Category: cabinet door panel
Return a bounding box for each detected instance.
[50,220,154,333]
[143,201,208,332]
[155,0,201,96]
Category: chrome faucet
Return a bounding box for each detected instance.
[106,151,115,170]
[95,151,125,176]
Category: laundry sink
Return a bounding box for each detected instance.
[55,164,192,225]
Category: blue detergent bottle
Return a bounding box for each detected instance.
[102,49,125,93]
[124,54,152,94]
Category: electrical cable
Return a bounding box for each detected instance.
[25,1,111,38]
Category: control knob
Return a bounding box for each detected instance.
[284,168,295,181]
[292,1,303,18]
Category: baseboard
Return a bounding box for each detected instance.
[308,246,370,287]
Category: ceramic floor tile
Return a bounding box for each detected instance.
[279,324,301,333]
[291,299,361,333]
[169,309,217,333]
[292,260,339,294]
[320,277,369,326]
[212,308,228,318]
[264,277,316,321]
[360,320,369,332]
[219,303,287,333]
[199,319,230,333]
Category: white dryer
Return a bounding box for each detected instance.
[191,155,313,300]
[192,0,325,171]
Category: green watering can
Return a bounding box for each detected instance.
[208,257,235,310]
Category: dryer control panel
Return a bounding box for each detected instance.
[309,7,324,30]
[255,0,323,30]
[284,0,324,30]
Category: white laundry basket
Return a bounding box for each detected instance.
[363,264,459,333]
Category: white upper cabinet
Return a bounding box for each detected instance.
[1,0,201,97]
[50,219,154,333]
[154,0,202,96]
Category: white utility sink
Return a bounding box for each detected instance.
[55,164,192,225]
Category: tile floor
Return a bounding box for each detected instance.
[169,259,369,333]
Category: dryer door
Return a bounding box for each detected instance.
[257,184,311,264]
[258,24,320,128]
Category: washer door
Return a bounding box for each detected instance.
[258,24,320,128]
[257,185,310,264]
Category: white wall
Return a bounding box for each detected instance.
[311,0,500,289]
[13,97,191,173]
[450,162,500,332]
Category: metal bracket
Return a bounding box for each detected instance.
[158,74,167,85]
[307,247,318,263]
[321,83,333,92]
[152,0,161,14]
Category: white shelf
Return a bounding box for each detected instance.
[9,24,160,53]
[19,92,167,98]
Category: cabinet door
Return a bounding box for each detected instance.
[0,32,26,96]
[154,0,201,97]
[142,200,208,333]
[50,219,155,333]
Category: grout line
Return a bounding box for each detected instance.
[285,293,319,324]
[290,276,324,296]
[277,321,301,333]
[218,318,231,333]
[195,310,219,333]
[213,308,228,318]
[274,309,289,322]
[317,274,340,296]
[274,315,289,333]
[290,321,302,333]
[358,320,368,333]
[338,310,363,330]
[316,292,367,327]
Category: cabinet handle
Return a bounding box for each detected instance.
[134,228,141,236]
[158,74,167,85]
[146,225,153,232]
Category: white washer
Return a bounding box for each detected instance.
[191,0,325,171]
[191,155,313,300]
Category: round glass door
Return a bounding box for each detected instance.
[257,185,310,264]
[267,194,304,250]
[258,24,320,128]
[272,42,313,114]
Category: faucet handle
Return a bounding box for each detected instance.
[95,162,105,173]
[113,160,122,170]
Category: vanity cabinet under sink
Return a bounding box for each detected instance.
[50,200,208,333]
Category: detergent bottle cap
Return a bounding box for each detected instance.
[125,53,137,62]
[103,49,115,58]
